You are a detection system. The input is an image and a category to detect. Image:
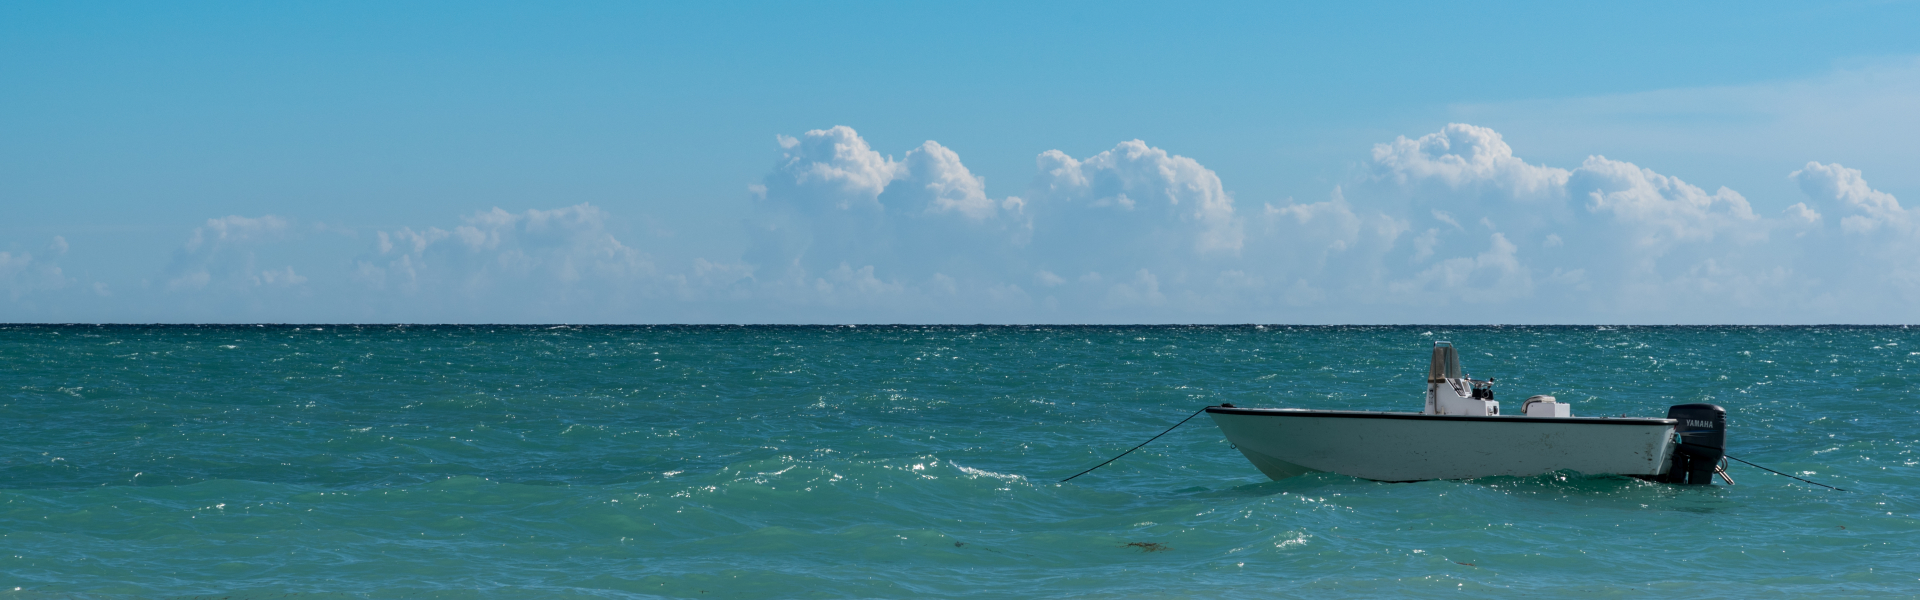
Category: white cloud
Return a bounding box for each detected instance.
[741,128,1260,319]
[1032,140,1243,254]
[1349,123,1797,316]
[165,215,306,295]
[1411,229,1440,262]
[747,126,1027,293]
[1788,163,1920,305]
[185,215,289,252]
[360,204,654,295]
[1387,233,1531,303]
[726,122,1874,321]
[1261,189,1407,257]
[1568,155,1758,248]
[890,141,999,220]
[1450,58,1920,197]
[1783,203,1822,227]
[1367,125,1763,252]
[456,117,1920,323]
[28,120,1920,324]
[816,263,902,296]
[1792,161,1910,235]
[257,266,307,287]
[772,126,897,211]
[0,240,69,300]
[1371,124,1569,200]
[1103,269,1166,307]
[1249,188,1413,306]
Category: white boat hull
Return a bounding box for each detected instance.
[1208,407,1677,482]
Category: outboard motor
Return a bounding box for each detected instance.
[1661,403,1727,484]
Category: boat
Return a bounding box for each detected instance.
[1207,341,1731,484]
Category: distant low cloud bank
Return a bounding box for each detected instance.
[5,124,1916,323]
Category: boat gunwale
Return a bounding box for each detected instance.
[1205,406,1675,426]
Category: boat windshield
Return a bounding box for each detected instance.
[1429,342,1463,382]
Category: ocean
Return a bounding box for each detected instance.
[2,325,1915,598]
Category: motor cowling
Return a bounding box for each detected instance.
[1662,403,1727,485]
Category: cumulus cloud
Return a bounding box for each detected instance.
[757,125,1018,226]
[1370,123,1570,201]
[1792,161,1911,235]
[1336,123,1804,317]
[1568,156,1758,248]
[1452,58,1920,192]
[28,121,1920,324]
[1789,163,1920,304]
[335,127,1920,322]
[745,126,1030,310]
[891,140,1001,220]
[1365,124,1765,249]
[1031,140,1243,254]
[771,126,897,211]
[737,126,1269,318]
[722,122,1905,321]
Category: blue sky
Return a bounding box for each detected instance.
[5,1,1920,323]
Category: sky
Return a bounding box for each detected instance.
[5,1,1920,324]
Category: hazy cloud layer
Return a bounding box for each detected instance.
[3,124,1915,323]
[166,215,300,292]
[1,237,69,301]
[350,204,660,321]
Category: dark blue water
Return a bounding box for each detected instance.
[2,325,1915,598]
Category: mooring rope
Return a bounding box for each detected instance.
[1060,406,1210,483]
[1725,455,1847,491]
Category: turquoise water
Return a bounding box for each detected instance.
[2,325,1916,598]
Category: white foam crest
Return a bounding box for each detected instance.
[952,463,1025,483]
